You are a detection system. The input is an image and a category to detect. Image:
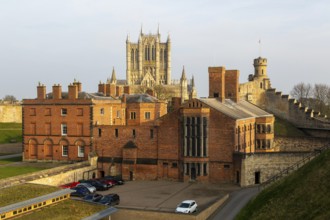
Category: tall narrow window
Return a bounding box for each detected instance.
[61,124,67,136]
[78,146,84,157]
[145,46,148,60]
[62,145,68,157]
[115,128,118,138]
[100,108,104,115]
[132,129,136,138]
[98,128,102,137]
[150,129,154,139]
[116,110,121,118]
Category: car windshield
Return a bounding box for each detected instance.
[179,203,190,208]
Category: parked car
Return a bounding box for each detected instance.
[80,179,108,191]
[103,176,125,185]
[76,183,97,193]
[83,193,103,202]
[59,181,80,189]
[97,179,113,189]
[97,194,120,206]
[97,178,116,187]
[70,186,91,197]
[175,200,198,213]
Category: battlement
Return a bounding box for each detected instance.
[265,89,330,136]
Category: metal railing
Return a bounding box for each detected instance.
[259,143,330,191]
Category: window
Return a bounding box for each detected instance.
[78,146,84,157]
[224,164,230,169]
[145,112,151,120]
[62,145,68,156]
[172,162,177,168]
[150,129,154,139]
[130,112,136,119]
[61,124,67,136]
[61,108,67,116]
[132,129,136,138]
[100,108,104,115]
[115,129,118,138]
[45,108,51,116]
[116,110,121,118]
[77,108,83,116]
[30,108,36,116]
[98,128,102,137]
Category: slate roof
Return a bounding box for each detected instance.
[125,94,159,103]
[198,98,272,119]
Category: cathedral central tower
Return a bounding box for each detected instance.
[126,29,171,87]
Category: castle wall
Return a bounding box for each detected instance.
[265,89,330,137]
[240,152,309,186]
[0,104,22,123]
[274,136,329,152]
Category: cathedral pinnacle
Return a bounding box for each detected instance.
[126,34,130,43]
[110,67,117,84]
[191,75,195,87]
[181,66,187,81]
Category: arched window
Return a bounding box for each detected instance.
[160,49,163,61]
[262,69,264,75]
[145,46,148,60]
[260,82,263,88]
[131,49,134,63]
[152,46,155,60]
[135,49,138,63]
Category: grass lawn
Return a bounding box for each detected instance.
[16,200,106,220]
[0,156,22,165]
[0,184,59,207]
[236,149,330,220]
[0,123,22,144]
[0,184,106,220]
[0,166,47,179]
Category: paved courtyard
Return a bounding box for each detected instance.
[97,180,240,212]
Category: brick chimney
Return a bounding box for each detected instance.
[172,97,182,111]
[124,86,131,94]
[52,84,62,99]
[208,67,225,102]
[116,86,123,97]
[73,80,82,92]
[68,83,78,100]
[122,94,127,103]
[37,82,46,100]
[225,70,240,102]
[98,82,106,95]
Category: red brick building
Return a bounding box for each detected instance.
[94,66,275,184]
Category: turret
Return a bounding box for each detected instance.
[180,66,188,103]
[253,57,267,78]
[190,75,197,99]
[110,67,117,84]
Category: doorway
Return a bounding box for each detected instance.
[236,171,240,184]
[255,171,260,184]
[191,167,196,181]
[129,171,133,181]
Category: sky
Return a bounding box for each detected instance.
[0,0,329,100]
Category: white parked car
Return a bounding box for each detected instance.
[175,200,198,213]
[76,183,96,193]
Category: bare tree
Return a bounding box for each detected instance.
[153,85,172,100]
[313,84,329,113]
[290,82,312,106]
[3,95,17,103]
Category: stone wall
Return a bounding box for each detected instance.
[240,152,310,186]
[0,104,22,123]
[0,160,96,189]
[274,136,329,152]
[265,89,330,137]
[0,143,22,154]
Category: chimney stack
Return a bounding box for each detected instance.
[52,84,62,99]
[37,82,46,100]
[208,67,225,102]
[68,83,78,100]
[225,70,240,102]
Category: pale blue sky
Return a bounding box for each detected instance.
[0,0,329,100]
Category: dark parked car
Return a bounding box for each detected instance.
[83,193,103,202]
[79,179,108,191]
[98,194,120,206]
[103,176,125,185]
[98,178,117,187]
[70,186,91,197]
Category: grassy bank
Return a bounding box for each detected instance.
[236,149,330,220]
[0,123,22,144]
[0,166,47,179]
[0,156,22,165]
[274,117,306,137]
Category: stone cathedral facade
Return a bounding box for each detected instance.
[123,29,197,102]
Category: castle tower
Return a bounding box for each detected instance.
[253,57,268,78]
[126,29,171,87]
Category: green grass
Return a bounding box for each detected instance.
[0,123,22,144]
[0,156,22,165]
[274,117,306,137]
[0,184,59,207]
[236,149,330,220]
[0,184,106,220]
[16,200,106,220]
[0,166,47,179]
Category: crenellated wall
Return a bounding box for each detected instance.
[265,89,330,137]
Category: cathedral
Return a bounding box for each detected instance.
[103,28,197,103]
